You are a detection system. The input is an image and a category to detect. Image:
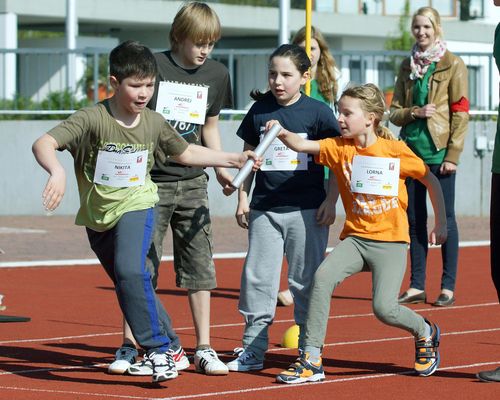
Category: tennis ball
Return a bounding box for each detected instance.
[281,324,300,349]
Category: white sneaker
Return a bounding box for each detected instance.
[194,347,229,375]
[127,355,153,376]
[149,351,178,383]
[128,346,189,375]
[108,346,138,374]
[226,347,264,372]
[169,346,190,371]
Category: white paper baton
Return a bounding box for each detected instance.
[231,123,282,189]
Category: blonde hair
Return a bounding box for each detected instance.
[412,7,443,39]
[169,2,221,52]
[341,83,396,140]
[292,26,338,104]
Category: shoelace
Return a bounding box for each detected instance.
[233,347,255,362]
[198,348,217,360]
[149,352,172,367]
[116,347,136,361]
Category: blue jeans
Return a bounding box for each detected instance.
[87,209,171,352]
[406,164,459,292]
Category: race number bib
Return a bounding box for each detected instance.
[155,81,208,125]
[261,133,308,171]
[93,150,148,187]
[350,155,400,196]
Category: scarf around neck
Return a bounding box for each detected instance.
[409,40,447,80]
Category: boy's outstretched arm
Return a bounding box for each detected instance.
[32,134,66,211]
[418,169,448,245]
[171,144,262,170]
[201,115,234,188]
[266,120,320,155]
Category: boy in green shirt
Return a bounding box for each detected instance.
[32,40,259,384]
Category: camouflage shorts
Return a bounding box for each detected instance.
[148,174,216,290]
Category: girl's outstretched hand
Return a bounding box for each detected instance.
[265,120,287,138]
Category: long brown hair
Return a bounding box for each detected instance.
[292,26,338,104]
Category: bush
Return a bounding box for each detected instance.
[0,90,91,120]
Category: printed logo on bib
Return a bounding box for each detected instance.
[340,158,400,216]
[156,81,208,125]
[260,128,309,171]
[93,145,149,188]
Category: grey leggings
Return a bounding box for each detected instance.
[305,236,427,348]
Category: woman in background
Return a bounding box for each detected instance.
[389,7,469,307]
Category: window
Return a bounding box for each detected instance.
[467,65,480,109]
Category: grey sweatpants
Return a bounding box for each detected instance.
[86,208,171,353]
[238,209,329,360]
[305,236,427,348]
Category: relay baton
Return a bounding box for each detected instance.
[231,123,282,189]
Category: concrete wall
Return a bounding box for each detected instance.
[0,119,494,217]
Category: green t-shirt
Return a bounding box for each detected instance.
[310,79,331,107]
[309,79,334,179]
[492,22,500,173]
[402,63,445,164]
[48,101,188,231]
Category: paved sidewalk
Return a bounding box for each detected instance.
[0,214,490,263]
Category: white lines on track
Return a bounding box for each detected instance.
[0,227,47,234]
[0,302,497,346]
[2,325,499,378]
[1,360,499,400]
[0,241,489,268]
[0,385,156,399]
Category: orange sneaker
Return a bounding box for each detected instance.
[414,319,440,376]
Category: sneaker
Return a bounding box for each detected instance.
[226,347,263,372]
[170,346,190,371]
[414,319,440,376]
[128,354,153,376]
[194,347,229,375]
[108,346,138,375]
[128,346,189,376]
[476,366,500,382]
[148,351,178,383]
[276,353,325,384]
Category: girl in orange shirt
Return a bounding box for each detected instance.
[270,83,447,384]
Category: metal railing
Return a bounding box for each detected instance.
[0,47,497,116]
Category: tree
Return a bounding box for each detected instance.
[384,0,412,53]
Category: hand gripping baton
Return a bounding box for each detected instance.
[231,123,282,189]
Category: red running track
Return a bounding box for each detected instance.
[0,246,499,400]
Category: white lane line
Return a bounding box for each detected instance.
[1,326,499,378]
[0,360,498,400]
[1,302,497,346]
[0,227,47,234]
[157,360,500,400]
[0,241,489,268]
[0,385,158,400]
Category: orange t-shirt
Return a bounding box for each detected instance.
[315,136,428,243]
